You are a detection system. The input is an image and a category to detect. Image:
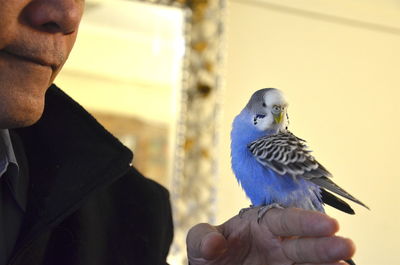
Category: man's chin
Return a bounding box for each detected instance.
[0,99,45,129]
[0,114,44,129]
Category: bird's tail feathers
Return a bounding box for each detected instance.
[320,189,355,214]
[311,177,370,210]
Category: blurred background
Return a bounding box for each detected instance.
[55,0,400,264]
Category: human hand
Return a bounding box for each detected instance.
[187,207,355,265]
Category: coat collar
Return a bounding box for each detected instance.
[10,84,133,262]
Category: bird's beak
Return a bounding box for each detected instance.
[273,112,284,124]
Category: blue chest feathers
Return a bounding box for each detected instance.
[230,114,324,212]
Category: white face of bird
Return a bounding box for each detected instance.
[247,88,289,132]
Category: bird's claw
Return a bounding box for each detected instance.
[238,205,254,218]
[257,203,284,223]
[345,259,356,265]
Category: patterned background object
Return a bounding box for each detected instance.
[136,0,226,263]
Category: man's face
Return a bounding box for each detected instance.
[0,0,84,128]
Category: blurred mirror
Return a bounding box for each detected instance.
[55,0,185,188]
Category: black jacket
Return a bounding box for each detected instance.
[8,85,173,265]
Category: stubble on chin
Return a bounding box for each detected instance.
[0,87,47,129]
[0,68,50,129]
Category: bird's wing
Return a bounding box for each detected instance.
[248,132,369,209]
[248,131,330,178]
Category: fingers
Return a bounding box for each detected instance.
[261,208,355,263]
[263,208,339,237]
[282,236,356,264]
[186,223,228,260]
[187,208,355,265]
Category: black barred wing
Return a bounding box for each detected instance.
[248,132,370,211]
[248,132,331,179]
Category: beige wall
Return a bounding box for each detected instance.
[217,1,400,264]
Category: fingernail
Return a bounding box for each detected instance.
[329,237,355,260]
[316,217,339,235]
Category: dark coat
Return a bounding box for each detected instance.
[7,85,173,265]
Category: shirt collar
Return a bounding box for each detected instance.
[1,129,18,163]
[0,129,24,211]
[0,130,19,175]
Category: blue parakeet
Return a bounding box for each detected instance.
[231,88,368,212]
[231,88,368,264]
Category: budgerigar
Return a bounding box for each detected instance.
[231,88,368,265]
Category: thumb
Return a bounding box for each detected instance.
[186,223,228,260]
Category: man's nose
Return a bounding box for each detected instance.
[22,0,84,35]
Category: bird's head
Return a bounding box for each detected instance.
[245,88,289,132]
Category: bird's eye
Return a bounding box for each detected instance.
[272,105,281,113]
[262,102,267,107]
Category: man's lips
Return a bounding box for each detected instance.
[1,47,60,71]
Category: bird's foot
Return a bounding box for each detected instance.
[238,205,254,218]
[257,203,284,224]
